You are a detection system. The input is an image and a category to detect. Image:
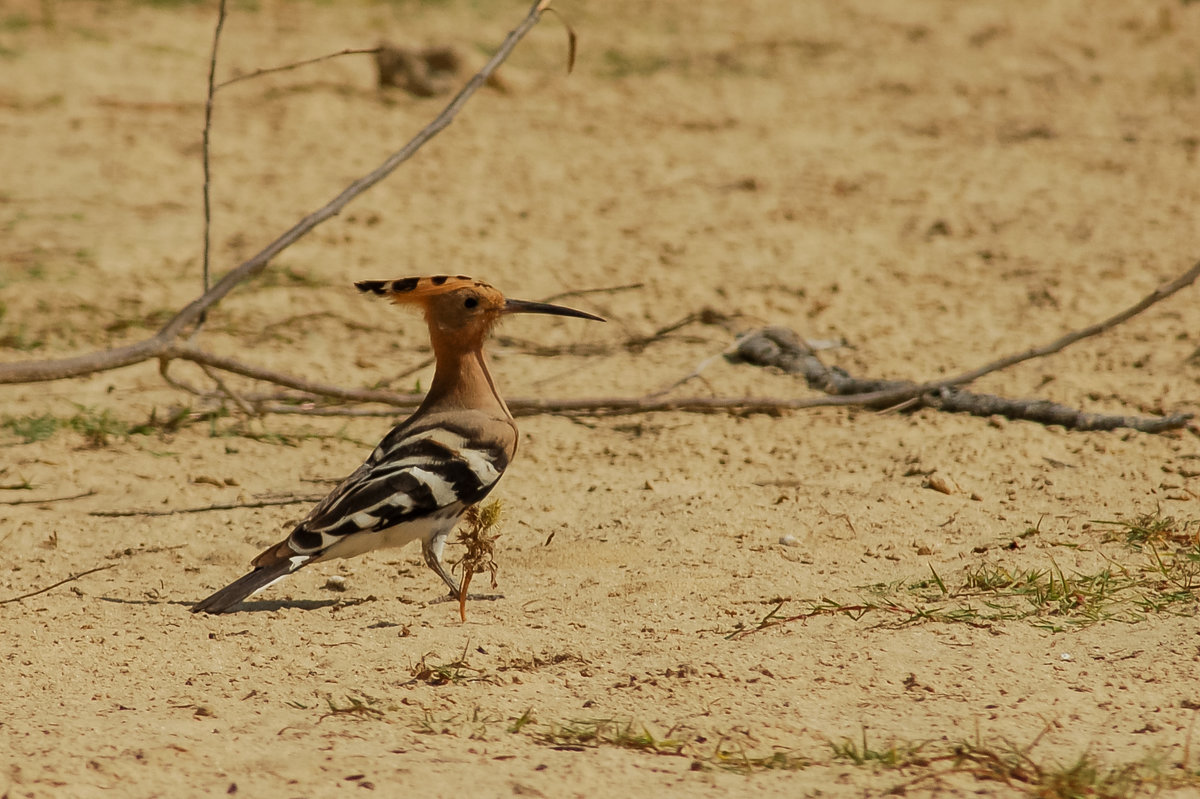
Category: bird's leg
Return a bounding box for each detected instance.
[421,532,461,597]
[422,531,503,604]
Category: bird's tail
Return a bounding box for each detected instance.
[191,560,296,614]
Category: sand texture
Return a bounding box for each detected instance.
[2,1,1200,796]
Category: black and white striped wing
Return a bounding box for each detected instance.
[286,422,511,556]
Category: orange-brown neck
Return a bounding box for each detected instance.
[418,331,511,419]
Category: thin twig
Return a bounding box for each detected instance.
[538,283,643,304]
[200,0,227,322]
[197,362,257,416]
[834,259,1200,409]
[168,345,422,405]
[628,309,740,352]
[0,564,116,605]
[254,311,376,344]
[645,343,738,398]
[89,496,323,518]
[254,404,416,417]
[385,355,436,386]
[215,47,381,91]
[0,0,554,385]
[0,489,97,507]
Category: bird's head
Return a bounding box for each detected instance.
[356,275,604,346]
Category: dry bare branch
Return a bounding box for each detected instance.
[200,0,227,310]
[829,258,1200,410]
[0,0,555,385]
[167,345,421,406]
[734,327,1192,433]
[216,47,381,91]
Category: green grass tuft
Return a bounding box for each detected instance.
[535,718,686,754]
[67,406,130,448]
[830,728,927,768]
[3,413,59,443]
[1095,510,1200,550]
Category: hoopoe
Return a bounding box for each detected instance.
[191,275,603,614]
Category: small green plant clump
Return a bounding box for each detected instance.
[728,512,1200,638]
[1095,511,1200,550]
[536,718,686,754]
[2,406,141,447]
[2,412,59,443]
[829,728,927,768]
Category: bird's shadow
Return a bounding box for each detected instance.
[429,592,504,604]
[98,595,354,613]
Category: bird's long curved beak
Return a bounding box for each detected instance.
[503,298,606,322]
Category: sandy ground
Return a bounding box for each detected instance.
[2,1,1200,796]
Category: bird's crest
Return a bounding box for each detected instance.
[356,274,605,333]
[355,275,498,305]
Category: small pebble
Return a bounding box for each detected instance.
[926,474,959,495]
[323,576,348,592]
[779,534,800,547]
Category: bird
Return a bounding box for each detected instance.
[191,274,604,614]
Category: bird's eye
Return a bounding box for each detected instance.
[464,296,479,309]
